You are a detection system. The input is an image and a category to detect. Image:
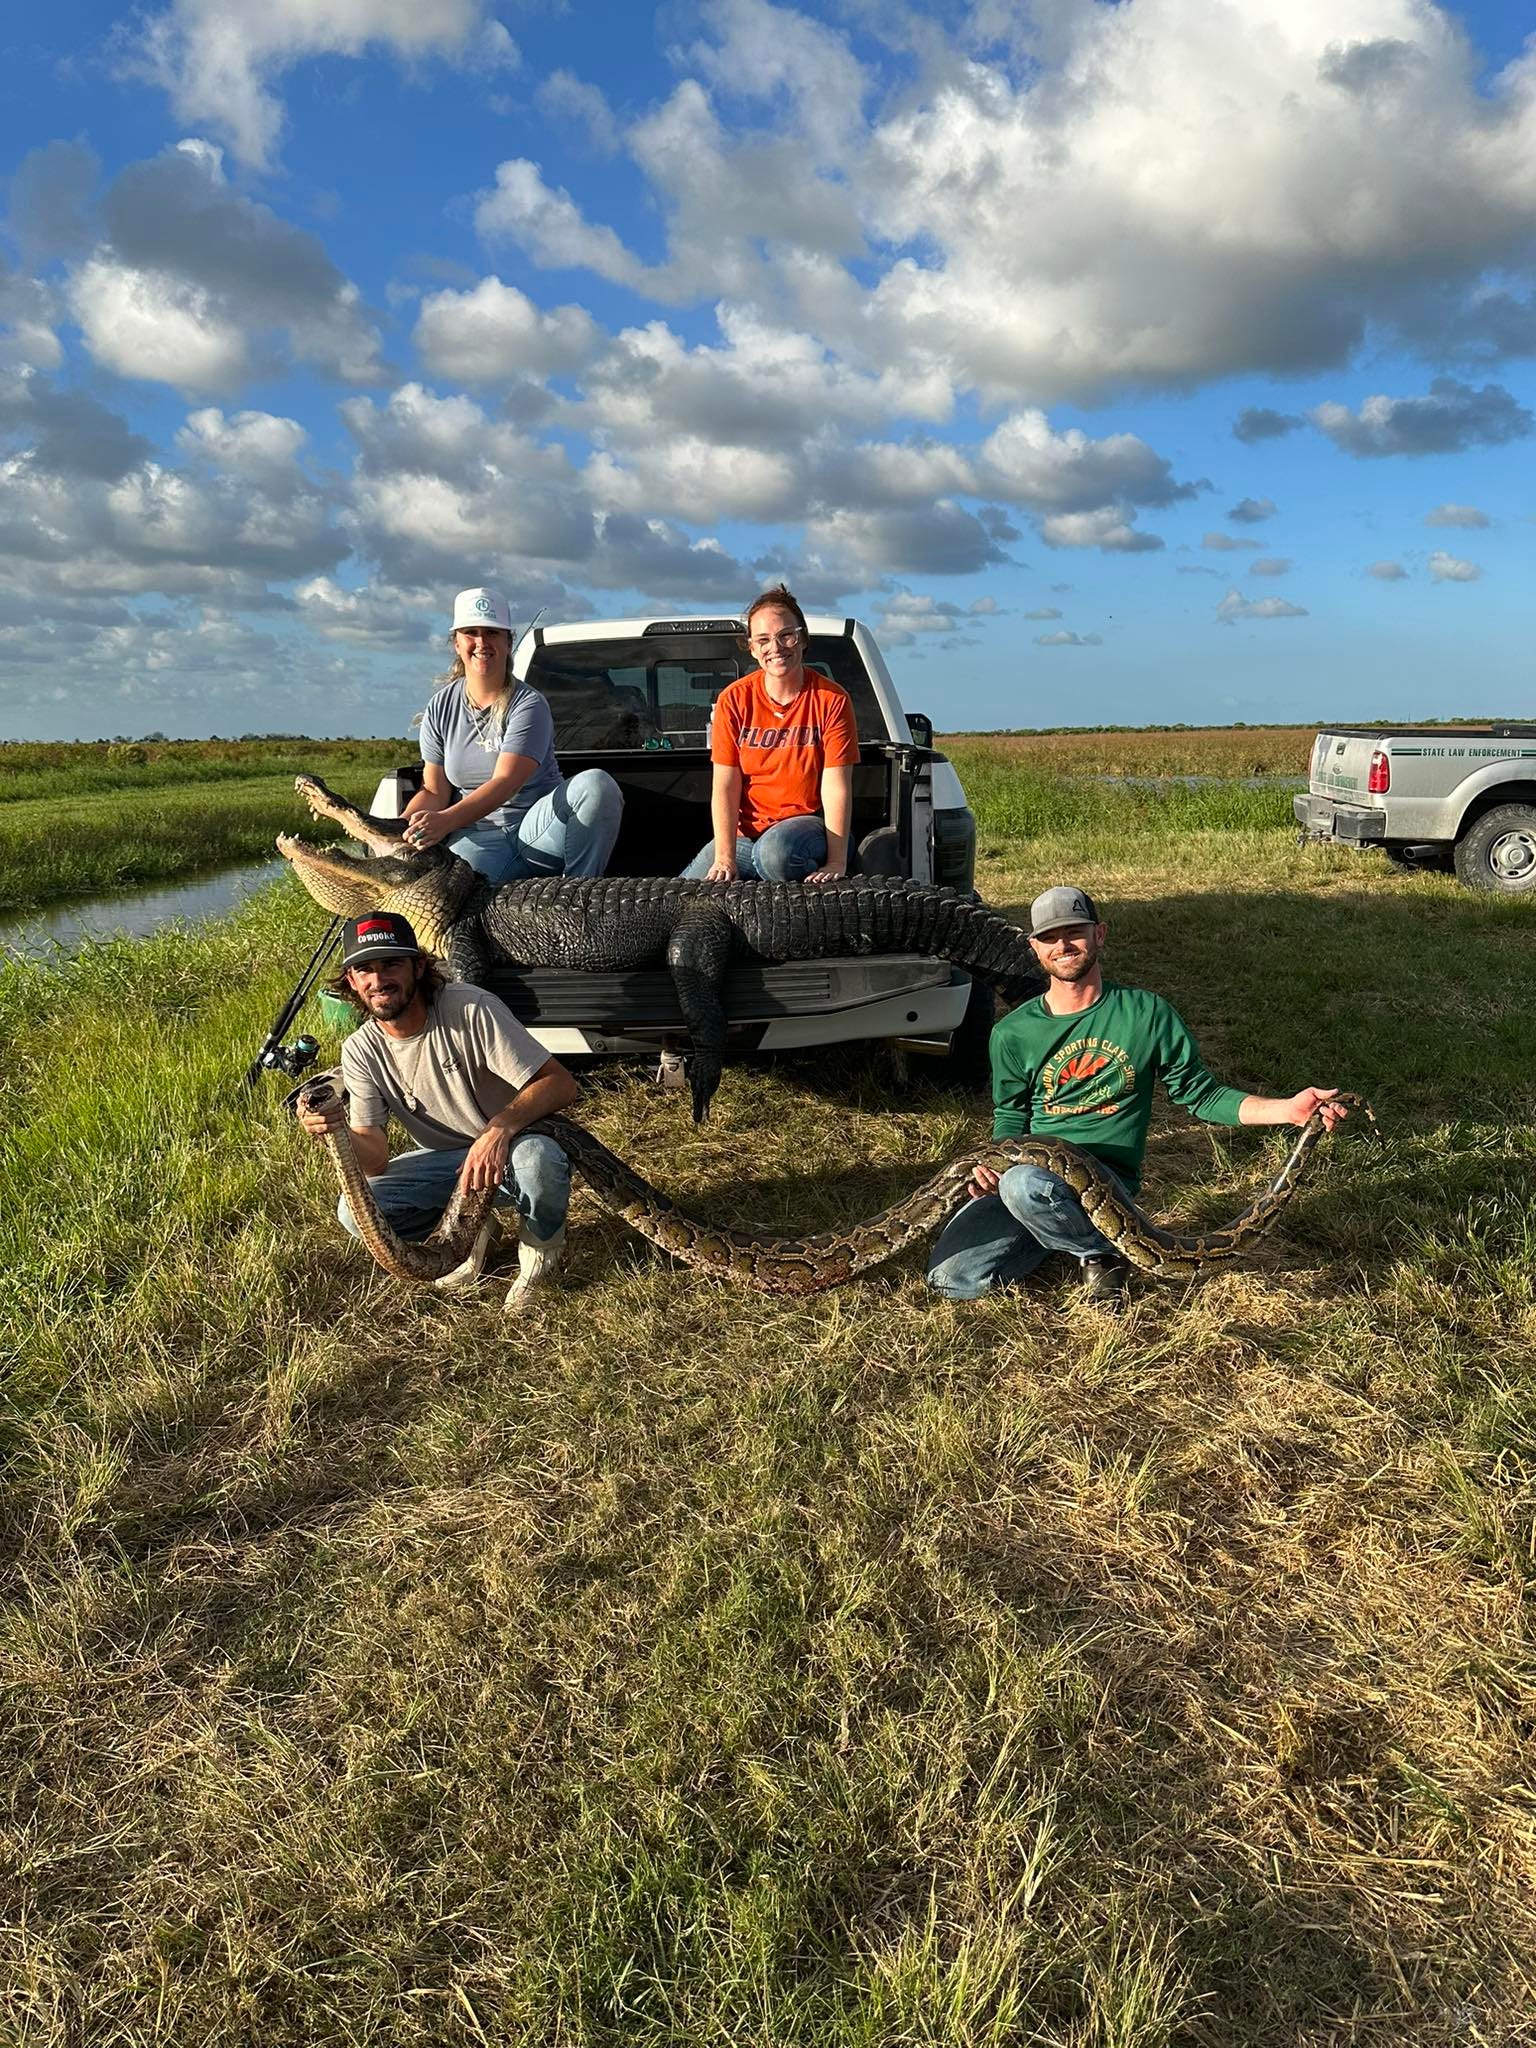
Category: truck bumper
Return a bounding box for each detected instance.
[1293,794,1386,844]
[502,959,974,1059]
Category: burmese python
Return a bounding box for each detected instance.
[297,1077,1369,1297]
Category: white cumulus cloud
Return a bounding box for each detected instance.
[295,576,431,647]
[475,160,647,289]
[1311,378,1531,457]
[857,0,1536,404]
[1428,550,1481,581]
[1424,501,1489,527]
[413,276,597,384]
[1038,508,1162,553]
[1216,590,1308,623]
[70,257,251,393]
[132,0,517,169]
[176,407,308,486]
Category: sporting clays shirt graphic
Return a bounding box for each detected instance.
[1037,1034,1138,1118]
[712,671,860,837]
[989,983,1246,1195]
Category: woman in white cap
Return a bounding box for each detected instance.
[400,588,623,882]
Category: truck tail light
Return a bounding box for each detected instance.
[930,806,976,891]
[1367,749,1390,794]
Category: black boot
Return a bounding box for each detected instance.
[1080,1254,1131,1306]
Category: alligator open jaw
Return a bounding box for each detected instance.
[276,775,482,955]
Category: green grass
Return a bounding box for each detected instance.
[0,738,403,806]
[0,770,387,913]
[946,739,1297,841]
[4,799,1536,2042]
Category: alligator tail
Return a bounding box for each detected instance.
[732,879,1045,1001]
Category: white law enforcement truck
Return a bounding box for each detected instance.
[373,613,988,1075]
[1294,725,1536,893]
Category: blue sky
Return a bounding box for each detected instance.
[2,0,1533,740]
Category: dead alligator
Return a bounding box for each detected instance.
[278,774,1045,1119]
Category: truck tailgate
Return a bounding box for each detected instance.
[1310,731,1383,802]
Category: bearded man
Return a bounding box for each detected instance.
[926,885,1348,1307]
[295,911,577,1309]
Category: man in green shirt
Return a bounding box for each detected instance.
[926,884,1349,1305]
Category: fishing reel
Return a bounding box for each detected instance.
[258,1033,321,1078]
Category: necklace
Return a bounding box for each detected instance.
[465,680,518,754]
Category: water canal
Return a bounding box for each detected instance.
[0,858,288,959]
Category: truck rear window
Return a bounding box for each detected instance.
[524,631,886,749]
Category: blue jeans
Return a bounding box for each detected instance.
[337,1134,569,1246]
[450,769,623,884]
[681,814,827,881]
[926,1162,1120,1301]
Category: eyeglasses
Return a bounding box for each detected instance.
[749,630,803,651]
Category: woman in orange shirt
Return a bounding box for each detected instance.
[681,585,861,883]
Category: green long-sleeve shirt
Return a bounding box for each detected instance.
[990,982,1247,1195]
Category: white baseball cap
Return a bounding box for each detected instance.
[451,587,512,632]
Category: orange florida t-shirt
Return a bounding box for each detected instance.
[711,670,861,838]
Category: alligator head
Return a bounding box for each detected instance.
[276,834,482,959]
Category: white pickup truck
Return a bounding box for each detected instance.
[374,613,989,1073]
[1294,726,1536,892]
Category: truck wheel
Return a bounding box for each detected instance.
[928,971,997,1093]
[1453,805,1536,893]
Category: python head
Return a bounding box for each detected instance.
[276,833,482,958]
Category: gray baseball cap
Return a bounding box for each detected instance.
[1028,885,1101,936]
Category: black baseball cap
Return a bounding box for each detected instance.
[341,911,421,967]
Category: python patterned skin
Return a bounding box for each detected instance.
[277,773,1047,1120]
[296,1076,1371,1297]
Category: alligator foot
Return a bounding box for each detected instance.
[689,1049,723,1124]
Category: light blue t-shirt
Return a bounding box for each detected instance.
[419,677,563,832]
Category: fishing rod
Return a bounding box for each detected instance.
[244,913,344,1087]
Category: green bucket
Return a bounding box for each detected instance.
[316,990,358,1035]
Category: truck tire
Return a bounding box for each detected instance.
[1453,804,1536,893]
[928,970,998,1093]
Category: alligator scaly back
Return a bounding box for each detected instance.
[465,873,1047,1115]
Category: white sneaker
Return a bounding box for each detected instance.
[431,1219,495,1293]
[503,1226,566,1311]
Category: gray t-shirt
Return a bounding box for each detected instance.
[341,983,549,1151]
[419,677,562,831]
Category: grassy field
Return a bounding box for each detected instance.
[0,729,1296,916]
[0,738,404,805]
[950,726,1317,779]
[4,774,1536,2043]
[0,742,403,912]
